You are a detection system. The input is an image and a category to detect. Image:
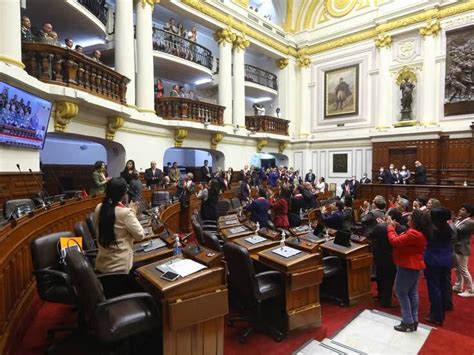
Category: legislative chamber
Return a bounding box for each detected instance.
[1,0,473,354]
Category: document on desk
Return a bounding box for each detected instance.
[225,219,238,225]
[272,246,301,258]
[168,259,207,277]
[229,226,247,234]
[245,235,267,244]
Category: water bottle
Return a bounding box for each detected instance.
[256,221,260,231]
[280,231,286,249]
[173,235,182,255]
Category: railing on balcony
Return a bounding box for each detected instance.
[244,64,278,91]
[245,115,289,135]
[152,28,213,70]
[77,0,108,25]
[155,97,225,126]
[22,43,130,105]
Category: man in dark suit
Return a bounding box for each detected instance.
[360,173,371,184]
[350,176,360,198]
[200,160,212,182]
[414,160,427,184]
[144,160,162,188]
[361,195,386,237]
[370,209,407,307]
[305,169,316,184]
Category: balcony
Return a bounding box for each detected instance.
[245,115,289,136]
[152,28,213,70]
[245,64,278,91]
[77,0,109,24]
[22,43,129,105]
[155,97,225,126]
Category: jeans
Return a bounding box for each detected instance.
[395,266,421,324]
[424,266,450,322]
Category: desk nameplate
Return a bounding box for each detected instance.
[220,225,254,241]
[285,237,320,254]
[258,248,322,274]
[233,236,279,255]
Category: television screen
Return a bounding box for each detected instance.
[0,81,52,149]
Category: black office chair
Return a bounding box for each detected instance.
[64,249,160,352]
[74,221,98,266]
[85,213,96,240]
[151,191,170,207]
[30,232,77,348]
[191,215,205,244]
[202,231,223,253]
[3,198,35,220]
[321,255,346,306]
[223,243,284,343]
[231,198,242,209]
[192,210,218,231]
[216,199,232,217]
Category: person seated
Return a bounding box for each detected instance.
[270,187,290,230]
[21,16,34,42]
[92,50,102,63]
[187,90,199,100]
[244,187,270,228]
[94,177,145,274]
[64,38,74,49]
[49,31,60,46]
[75,44,83,53]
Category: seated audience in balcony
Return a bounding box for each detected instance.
[187,90,199,100]
[178,86,186,98]
[253,103,265,115]
[50,31,61,46]
[120,159,137,185]
[21,16,34,42]
[92,50,102,63]
[155,79,164,98]
[75,44,83,53]
[169,85,179,97]
[64,38,74,49]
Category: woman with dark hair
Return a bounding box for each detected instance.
[424,208,454,325]
[199,179,220,222]
[94,178,145,274]
[386,209,431,332]
[128,172,143,204]
[238,176,251,203]
[244,187,270,228]
[288,185,305,227]
[90,160,110,195]
[120,159,137,185]
[270,186,290,229]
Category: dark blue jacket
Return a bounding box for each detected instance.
[424,225,454,268]
[245,198,270,228]
[321,210,344,231]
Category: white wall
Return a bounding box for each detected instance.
[0,145,40,172]
[41,138,107,165]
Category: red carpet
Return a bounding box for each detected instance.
[14,241,474,355]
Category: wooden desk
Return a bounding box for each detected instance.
[320,241,372,306]
[233,236,279,255]
[133,239,173,264]
[258,228,281,241]
[182,244,223,268]
[137,256,228,355]
[218,214,238,222]
[288,225,312,236]
[218,218,241,230]
[257,248,323,333]
[285,237,319,254]
[220,224,254,241]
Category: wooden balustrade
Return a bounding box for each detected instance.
[22,43,130,105]
[245,115,289,135]
[155,97,225,126]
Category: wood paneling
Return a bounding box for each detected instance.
[42,165,94,195]
[358,184,474,212]
[0,172,44,209]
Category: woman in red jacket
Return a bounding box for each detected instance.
[270,187,290,229]
[386,209,431,332]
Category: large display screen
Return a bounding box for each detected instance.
[0,81,52,149]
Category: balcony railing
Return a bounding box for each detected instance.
[155,97,225,126]
[77,0,108,25]
[152,28,213,70]
[22,43,130,105]
[245,115,289,135]
[244,64,278,91]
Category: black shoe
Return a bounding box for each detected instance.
[414,321,418,331]
[394,322,415,332]
[424,317,443,326]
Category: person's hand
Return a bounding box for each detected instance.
[386,215,397,227]
[106,176,112,181]
[376,217,385,224]
[362,200,370,209]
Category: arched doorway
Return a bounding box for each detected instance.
[163,147,225,182]
[40,133,126,194]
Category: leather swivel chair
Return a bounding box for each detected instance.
[321,255,346,306]
[64,249,160,350]
[30,232,77,345]
[85,213,97,240]
[74,221,98,266]
[231,198,242,209]
[3,198,35,220]
[193,211,217,231]
[191,215,205,244]
[202,231,223,253]
[151,191,170,207]
[223,243,284,343]
[216,199,232,217]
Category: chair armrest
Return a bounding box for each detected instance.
[255,270,283,280]
[97,292,154,309]
[34,268,74,296]
[202,225,218,232]
[201,219,217,226]
[96,272,130,280]
[84,249,98,256]
[323,256,339,262]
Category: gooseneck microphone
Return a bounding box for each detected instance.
[16,164,33,198]
[28,168,51,207]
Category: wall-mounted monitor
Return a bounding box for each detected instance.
[0,81,52,149]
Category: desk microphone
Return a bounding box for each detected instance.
[51,169,65,194]
[28,168,51,207]
[16,164,33,198]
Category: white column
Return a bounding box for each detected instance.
[277,58,297,134]
[0,0,22,68]
[232,35,248,127]
[298,64,311,138]
[420,34,437,125]
[114,0,136,106]
[375,36,393,128]
[135,1,155,111]
[215,29,233,125]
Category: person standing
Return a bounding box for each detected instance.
[200,160,212,182]
[21,16,34,42]
[120,160,137,185]
[128,172,143,205]
[197,179,219,222]
[360,173,371,184]
[90,161,111,195]
[270,187,290,229]
[386,209,430,332]
[169,162,180,184]
[305,169,316,184]
[244,187,270,228]
[144,160,162,189]
[414,161,427,184]
[452,204,474,297]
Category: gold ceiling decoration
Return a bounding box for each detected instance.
[106,116,125,141]
[396,66,417,86]
[419,19,441,37]
[277,58,289,69]
[214,27,236,45]
[233,34,250,50]
[374,33,393,48]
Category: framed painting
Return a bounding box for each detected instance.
[324,64,359,118]
[332,153,348,173]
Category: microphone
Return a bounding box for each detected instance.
[50,169,65,194]
[28,168,51,207]
[16,163,33,198]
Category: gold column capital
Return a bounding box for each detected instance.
[375,33,393,48]
[211,132,224,150]
[106,116,124,141]
[256,139,268,153]
[297,55,311,68]
[279,141,288,154]
[136,0,160,8]
[214,27,236,45]
[420,19,441,37]
[54,101,79,132]
[174,128,188,147]
[233,33,250,51]
[277,58,289,69]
